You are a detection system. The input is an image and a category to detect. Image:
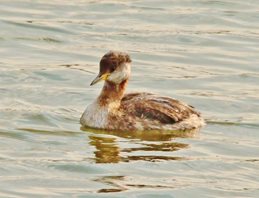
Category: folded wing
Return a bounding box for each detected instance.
[121,92,201,124]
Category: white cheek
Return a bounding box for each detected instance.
[108,71,123,83]
[108,63,131,83]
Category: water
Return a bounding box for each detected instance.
[1,0,259,197]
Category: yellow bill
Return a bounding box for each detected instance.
[90,73,110,86]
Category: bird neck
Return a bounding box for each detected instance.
[97,79,128,107]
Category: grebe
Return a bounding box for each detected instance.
[80,51,204,131]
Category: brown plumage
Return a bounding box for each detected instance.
[99,52,131,76]
[122,92,199,124]
[80,51,205,132]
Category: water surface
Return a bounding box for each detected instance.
[0,0,259,197]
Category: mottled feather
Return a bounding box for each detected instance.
[120,92,201,125]
[81,51,204,132]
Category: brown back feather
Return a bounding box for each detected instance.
[121,92,200,124]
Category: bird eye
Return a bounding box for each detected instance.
[110,65,116,72]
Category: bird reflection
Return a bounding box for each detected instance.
[83,127,198,163]
[89,135,121,163]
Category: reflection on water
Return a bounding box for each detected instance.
[86,127,190,163]
[1,0,259,196]
[89,135,121,163]
[94,176,127,193]
[95,175,179,193]
[83,126,199,140]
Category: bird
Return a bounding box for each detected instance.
[80,51,205,131]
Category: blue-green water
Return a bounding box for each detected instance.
[0,0,259,197]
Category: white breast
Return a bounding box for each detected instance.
[80,101,108,128]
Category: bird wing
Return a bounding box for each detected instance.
[121,92,200,124]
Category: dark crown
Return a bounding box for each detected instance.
[99,51,131,74]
